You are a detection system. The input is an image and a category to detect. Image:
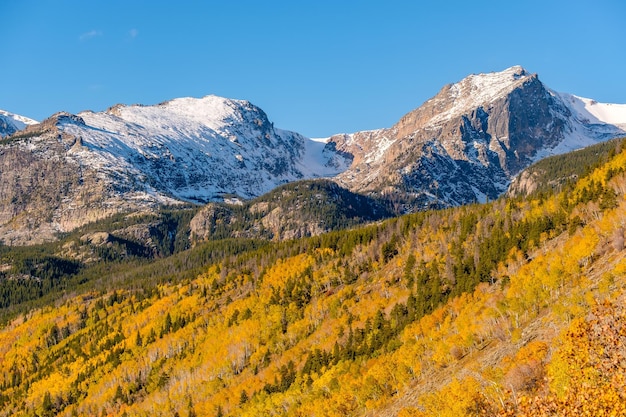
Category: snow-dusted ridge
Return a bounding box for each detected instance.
[426,66,533,125]
[58,95,351,204]
[557,92,626,129]
[0,109,38,137]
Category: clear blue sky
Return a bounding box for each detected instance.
[1,0,625,138]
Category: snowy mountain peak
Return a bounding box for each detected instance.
[55,94,351,204]
[418,66,535,127]
[0,109,38,137]
[460,65,530,88]
[174,95,256,117]
[96,95,272,142]
[331,66,626,211]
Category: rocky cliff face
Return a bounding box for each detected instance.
[329,66,626,210]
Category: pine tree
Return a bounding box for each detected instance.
[239,389,249,405]
[41,391,54,417]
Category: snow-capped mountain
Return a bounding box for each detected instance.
[62,95,349,203]
[0,96,350,244]
[0,109,37,137]
[328,66,626,210]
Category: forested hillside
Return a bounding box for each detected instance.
[507,137,625,197]
[189,179,392,242]
[0,140,625,416]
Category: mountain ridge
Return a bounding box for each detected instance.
[1,66,625,245]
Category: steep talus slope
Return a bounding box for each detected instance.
[331,66,626,210]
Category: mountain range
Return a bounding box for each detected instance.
[1,65,625,245]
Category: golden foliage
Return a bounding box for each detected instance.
[1,146,626,416]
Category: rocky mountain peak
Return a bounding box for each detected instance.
[49,112,86,126]
[395,66,536,139]
[105,104,127,117]
[331,66,626,211]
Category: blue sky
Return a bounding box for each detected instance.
[1,0,625,137]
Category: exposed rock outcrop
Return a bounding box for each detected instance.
[189,180,391,243]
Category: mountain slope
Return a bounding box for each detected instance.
[0,110,37,137]
[189,179,392,242]
[0,139,625,417]
[508,137,625,197]
[330,66,626,210]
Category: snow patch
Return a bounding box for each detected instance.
[296,134,351,177]
[557,92,626,129]
[531,91,626,162]
[471,186,488,204]
[429,66,532,125]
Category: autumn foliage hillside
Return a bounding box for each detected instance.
[1,140,626,416]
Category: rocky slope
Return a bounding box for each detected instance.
[189,179,391,242]
[329,66,626,210]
